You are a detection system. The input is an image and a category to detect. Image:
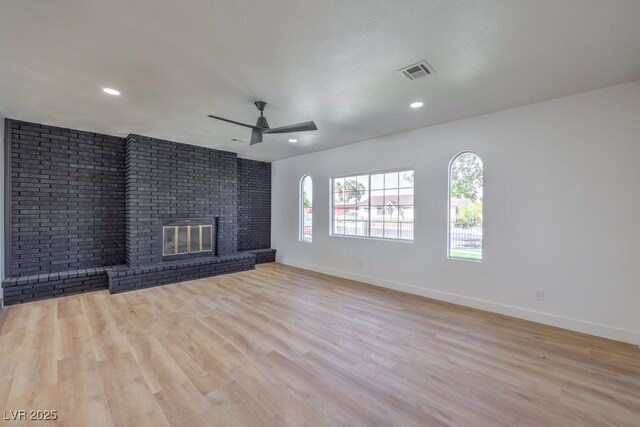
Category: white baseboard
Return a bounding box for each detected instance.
[279,257,640,347]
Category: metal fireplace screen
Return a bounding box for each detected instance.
[163,225,213,256]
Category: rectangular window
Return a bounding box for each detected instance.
[331,170,414,241]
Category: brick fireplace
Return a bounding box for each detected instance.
[2,119,275,305]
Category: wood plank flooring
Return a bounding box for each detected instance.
[0,263,639,426]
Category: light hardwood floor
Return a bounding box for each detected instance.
[0,263,639,426]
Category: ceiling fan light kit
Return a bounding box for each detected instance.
[208,101,317,145]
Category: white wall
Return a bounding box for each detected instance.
[272,81,640,345]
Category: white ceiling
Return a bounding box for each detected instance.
[1,0,639,161]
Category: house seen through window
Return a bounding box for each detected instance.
[331,170,414,241]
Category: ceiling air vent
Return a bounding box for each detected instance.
[398,61,434,81]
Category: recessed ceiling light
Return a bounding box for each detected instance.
[102,88,120,96]
[410,101,423,109]
[230,137,246,143]
[289,139,298,143]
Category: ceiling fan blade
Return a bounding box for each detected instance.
[250,129,263,145]
[207,115,258,130]
[262,121,317,134]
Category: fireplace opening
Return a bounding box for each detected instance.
[161,218,217,260]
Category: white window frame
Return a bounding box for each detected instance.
[299,175,312,242]
[330,168,414,242]
[447,151,483,261]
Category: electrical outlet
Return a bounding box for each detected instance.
[535,289,545,301]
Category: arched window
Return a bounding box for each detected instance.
[449,152,483,260]
[300,175,313,242]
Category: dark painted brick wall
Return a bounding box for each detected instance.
[8,120,126,276]
[125,135,238,267]
[237,158,271,251]
[4,119,274,305]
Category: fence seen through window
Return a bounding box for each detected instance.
[331,170,414,241]
[449,152,483,260]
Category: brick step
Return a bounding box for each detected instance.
[2,266,126,306]
[239,248,276,264]
[107,253,256,294]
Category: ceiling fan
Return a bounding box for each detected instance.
[208,101,317,145]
